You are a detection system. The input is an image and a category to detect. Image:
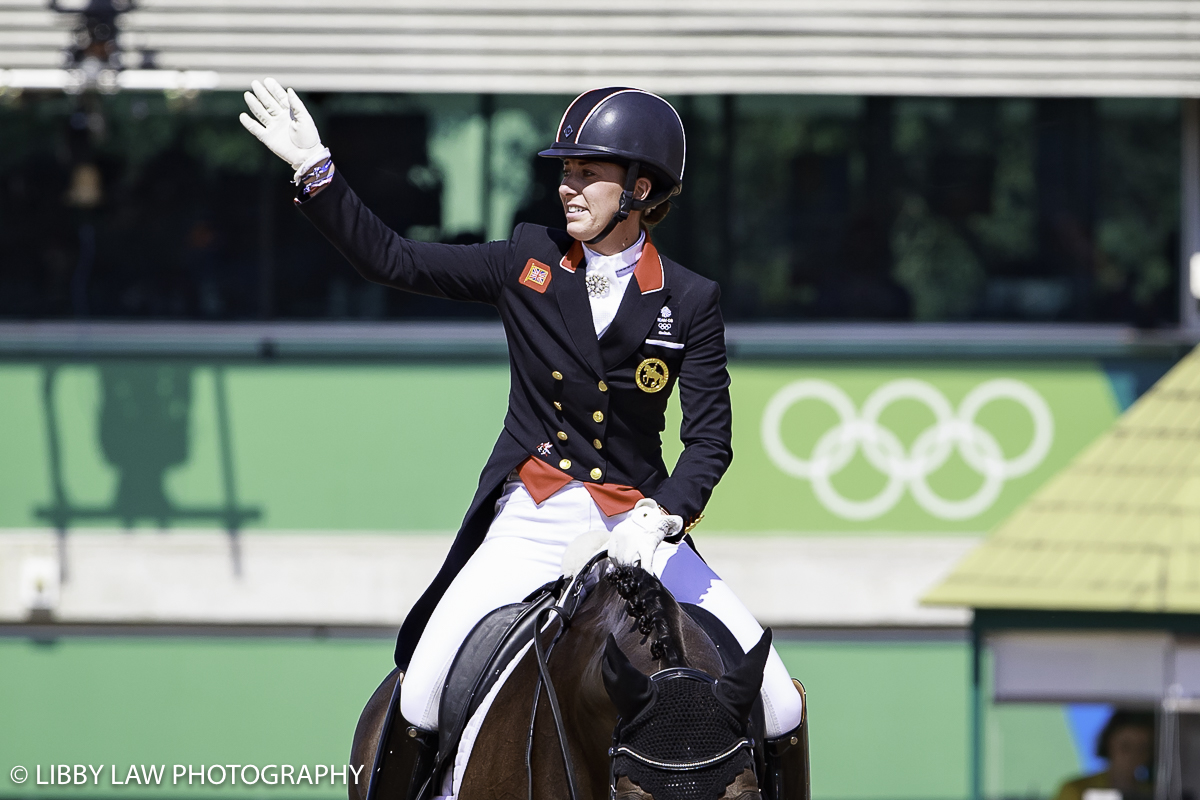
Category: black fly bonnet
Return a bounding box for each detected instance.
[611,668,754,800]
[602,629,772,800]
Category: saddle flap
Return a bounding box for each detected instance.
[437,588,558,762]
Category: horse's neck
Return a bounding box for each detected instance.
[593,569,725,675]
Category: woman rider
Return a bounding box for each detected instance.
[240,80,805,797]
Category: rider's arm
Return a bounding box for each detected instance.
[239,77,510,305]
[297,168,511,305]
[651,281,734,531]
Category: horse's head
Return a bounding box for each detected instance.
[601,623,772,800]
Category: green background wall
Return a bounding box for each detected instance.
[0,635,1081,800]
[0,359,1123,533]
[1,355,1153,800]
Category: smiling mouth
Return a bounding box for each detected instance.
[566,204,587,215]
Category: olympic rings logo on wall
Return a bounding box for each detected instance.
[760,379,1054,521]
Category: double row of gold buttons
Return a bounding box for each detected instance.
[552,371,607,480]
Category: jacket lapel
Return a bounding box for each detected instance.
[599,239,670,370]
[552,240,605,378]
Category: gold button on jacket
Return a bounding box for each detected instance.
[593,439,603,450]
[559,459,572,470]
[590,468,603,480]
[593,411,604,423]
[551,371,563,381]
[598,381,608,392]
[557,431,568,441]
[553,401,563,410]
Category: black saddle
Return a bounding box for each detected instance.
[437,578,560,762]
[364,577,573,800]
[427,569,594,794]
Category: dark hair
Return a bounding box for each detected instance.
[1097,710,1155,759]
[637,163,676,231]
[641,200,671,230]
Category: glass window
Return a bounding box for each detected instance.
[0,91,1181,324]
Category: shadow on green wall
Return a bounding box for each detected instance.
[34,362,260,573]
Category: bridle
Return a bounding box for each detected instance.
[526,555,755,800]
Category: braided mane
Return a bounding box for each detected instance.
[606,565,684,667]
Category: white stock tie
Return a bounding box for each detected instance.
[583,232,644,338]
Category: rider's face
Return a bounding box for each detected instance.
[559,158,627,242]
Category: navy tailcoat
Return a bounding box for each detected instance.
[299,171,733,668]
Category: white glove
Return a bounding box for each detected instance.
[608,498,683,571]
[238,77,330,183]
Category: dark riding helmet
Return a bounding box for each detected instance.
[538,87,686,243]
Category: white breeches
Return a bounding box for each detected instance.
[399,480,804,739]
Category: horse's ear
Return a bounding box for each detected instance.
[715,628,772,723]
[602,634,654,721]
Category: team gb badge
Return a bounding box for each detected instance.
[520,259,552,293]
[657,305,673,335]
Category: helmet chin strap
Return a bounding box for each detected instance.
[586,162,642,247]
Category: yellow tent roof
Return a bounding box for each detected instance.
[924,345,1200,613]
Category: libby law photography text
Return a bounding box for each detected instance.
[9,764,365,787]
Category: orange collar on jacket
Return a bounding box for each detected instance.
[559,237,664,294]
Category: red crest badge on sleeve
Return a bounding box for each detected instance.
[520,259,552,293]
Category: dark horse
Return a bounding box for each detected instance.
[349,560,780,800]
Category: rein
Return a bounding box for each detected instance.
[525,551,607,800]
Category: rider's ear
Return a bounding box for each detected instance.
[714,628,772,723]
[602,634,654,721]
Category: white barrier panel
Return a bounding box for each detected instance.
[0,529,975,628]
[992,631,1171,703]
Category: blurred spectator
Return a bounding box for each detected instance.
[1053,710,1155,800]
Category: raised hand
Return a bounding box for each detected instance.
[238,77,330,181]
